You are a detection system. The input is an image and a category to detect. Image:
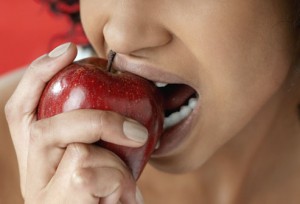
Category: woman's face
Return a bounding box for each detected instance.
[80,0,297,172]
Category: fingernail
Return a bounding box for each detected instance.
[136,187,144,204]
[123,119,148,143]
[48,42,71,58]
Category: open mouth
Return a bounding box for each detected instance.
[111,53,200,156]
[156,83,198,130]
[152,82,199,156]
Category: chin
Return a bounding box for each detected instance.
[148,134,212,175]
[149,154,206,174]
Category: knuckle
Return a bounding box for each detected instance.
[112,168,126,186]
[100,168,125,197]
[88,111,107,140]
[71,168,94,189]
[100,148,129,171]
[108,168,128,194]
[68,143,91,162]
[71,166,130,198]
[92,147,130,178]
[4,99,15,123]
[5,95,35,123]
[29,119,50,145]
[88,110,122,141]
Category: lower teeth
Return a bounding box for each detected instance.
[155,140,160,150]
[163,97,198,129]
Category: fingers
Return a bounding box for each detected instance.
[70,167,124,204]
[26,144,139,204]
[4,42,77,195]
[32,109,148,148]
[6,42,77,122]
[5,42,147,203]
[26,109,148,198]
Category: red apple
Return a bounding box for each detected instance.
[37,57,164,180]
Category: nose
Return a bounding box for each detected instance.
[103,2,171,55]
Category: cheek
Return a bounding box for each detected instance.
[199,20,293,134]
[159,2,296,172]
[188,45,293,173]
[165,60,291,173]
[186,0,294,133]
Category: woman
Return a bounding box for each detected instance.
[1,0,300,203]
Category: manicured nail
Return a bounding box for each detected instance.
[123,119,148,143]
[48,42,71,58]
[136,187,144,204]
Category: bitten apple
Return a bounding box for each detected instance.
[37,57,164,180]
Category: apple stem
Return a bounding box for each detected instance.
[107,50,117,72]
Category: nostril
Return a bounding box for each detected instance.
[103,13,172,56]
[103,19,144,54]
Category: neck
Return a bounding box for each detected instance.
[199,71,300,203]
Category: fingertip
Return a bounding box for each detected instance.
[123,119,148,145]
[47,42,78,65]
[48,42,72,58]
[28,42,78,81]
[29,42,77,69]
[11,43,79,118]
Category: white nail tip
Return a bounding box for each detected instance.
[48,42,71,58]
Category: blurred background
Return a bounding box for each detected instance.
[0,0,72,75]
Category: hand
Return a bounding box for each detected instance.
[5,43,146,204]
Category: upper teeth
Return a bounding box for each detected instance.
[163,97,198,130]
[155,82,168,87]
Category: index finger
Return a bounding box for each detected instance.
[5,43,77,194]
[7,42,77,121]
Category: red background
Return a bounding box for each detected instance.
[0,0,71,75]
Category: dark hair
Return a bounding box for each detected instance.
[39,0,88,46]
[42,0,80,23]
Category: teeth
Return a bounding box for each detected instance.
[188,98,198,109]
[164,97,198,130]
[164,112,183,129]
[179,106,192,118]
[155,82,168,87]
[155,140,160,150]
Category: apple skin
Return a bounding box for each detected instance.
[37,57,164,180]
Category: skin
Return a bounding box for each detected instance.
[1,0,300,203]
[81,0,298,170]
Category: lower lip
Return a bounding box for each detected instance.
[151,100,200,157]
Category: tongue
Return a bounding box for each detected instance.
[160,84,196,111]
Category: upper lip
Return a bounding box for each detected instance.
[112,54,190,85]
